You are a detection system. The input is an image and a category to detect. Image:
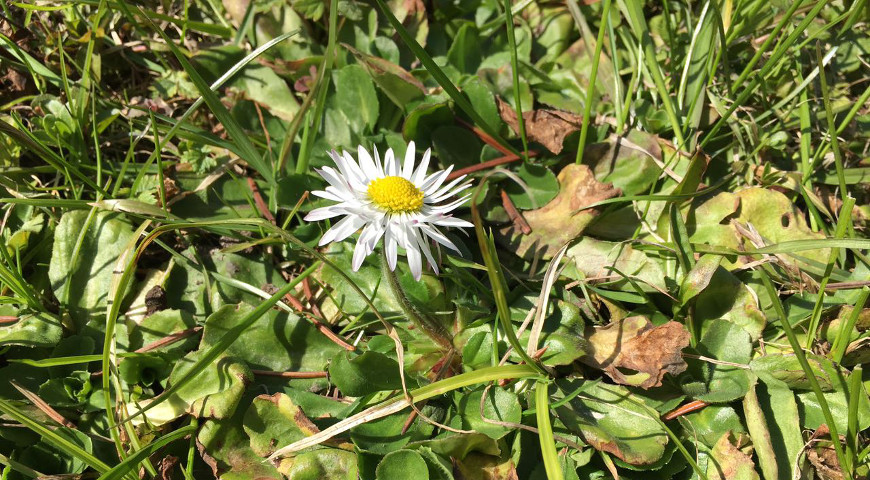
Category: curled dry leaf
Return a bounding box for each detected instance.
[497,97,583,154]
[581,316,690,389]
[499,163,620,259]
[708,432,761,480]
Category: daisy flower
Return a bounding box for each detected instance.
[304,142,474,280]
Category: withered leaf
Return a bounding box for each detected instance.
[498,163,620,259]
[708,432,760,480]
[497,97,583,154]
[582,317,690,389]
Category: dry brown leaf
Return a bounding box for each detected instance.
[708,432,760,480]
[499,163,620,259]
[497,97,583,154]
[581,317,690,389]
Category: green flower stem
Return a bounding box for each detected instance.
[381,249,454,351]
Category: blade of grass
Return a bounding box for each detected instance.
[535,381,563,480]
[503,0,528,158]
[270,364,542,457]
[0,398,111,474]
[373,0,517,155]
[575,0,612,165]
[759,272,852,480]
[620,0,686,148]
[846,365,863,476]
[816,42,849,206]
[830,287,870,364]
[145,9,274,184]
[804,197,855,349]
[96,425,197,480]
[700,0,830,148]
[295,0,338,175]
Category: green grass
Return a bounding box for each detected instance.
[1,1,869,479]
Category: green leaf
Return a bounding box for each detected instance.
[243,393,322,458]
[278,449,359,479]
[130,351,251,427]
[37,371,92,407]
[690,319,752,403]
[48,211,135,333]
[344,43,426,108]
[16,427,93,476]
[403,102,455,148]
[198,405,283,479]
[694,269,767,341]
[201,304,340,389]
[504,163,559,210]
[334,64,380,134]
[329,350,407,397]
[457,386,522,439]
[750,353,839,391]
[0,312,62,348]
[680,255,722,305]
[431,126,482,170]
[377,450,430,480]
[552,380,668,466]
[447,23,482,74]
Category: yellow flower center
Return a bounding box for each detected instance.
[367,176,424,214]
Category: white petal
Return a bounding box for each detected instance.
[419,165,453,194]
[331,149,367,191]
[413,227,439,275]
[305,205,345,222]
[404,226,423,280]
[352,225,375,271]
[357,145,378,178]
[402,141,416,178]
[384,148,399,176]
[427,194,471,215]
[316,166,353,196]
[428,176,471,202]
[311,189,345,202]
[417,223,461,252]
[411,148,431,185]
[319,215,367,246]
[344,150,374,185]
[384,224,398,271]
[428,215,474,228]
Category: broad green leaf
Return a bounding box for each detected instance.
[680,255,723,305]
[403,102,455,147]
[688,188,830,268]
[552,380,668,466]
[377,450,430,480]
[457,386,522,439]
[198,405,283,480]
[334,64,380,134]
[15,427,93,476]
[695,269,766,341]
[37,371,92,407]
[447,23,482,74]
[750,353,839,391]
[126,309,197,357]
[193,45,300,121]
[563,237,668,294]
[679,405,746,448]
[504,163,559,210]
[329,350,408,397]
[0,312,62,348]
[201,304,340,389]
[278,449,359,479]
[243,393,323,458]
[130,351,251,426]
[344,43,426,108]
[689,319,753,403]
[431,126,482,170]
[461,77,501,134]
[48,211,135,333]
